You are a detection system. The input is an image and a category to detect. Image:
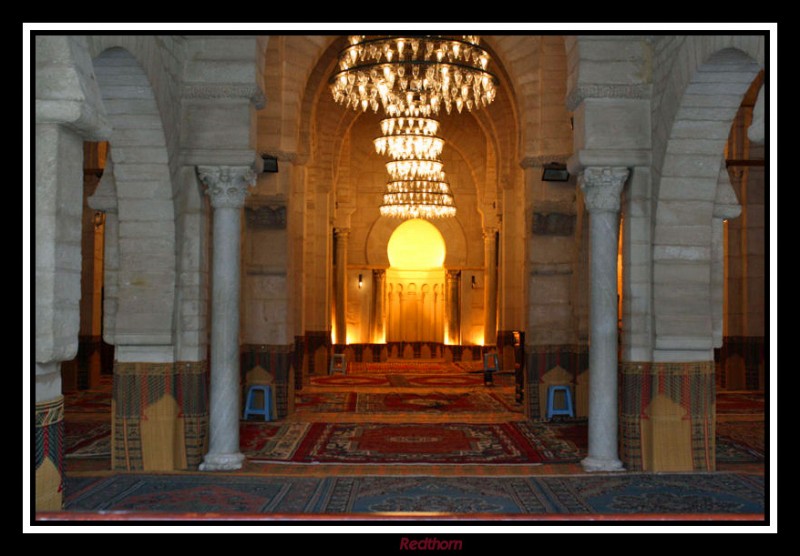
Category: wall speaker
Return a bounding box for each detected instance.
[262,155,278,173]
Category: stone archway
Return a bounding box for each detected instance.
[633,41,763,472]
[91,47,187,471]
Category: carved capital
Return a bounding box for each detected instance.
[579,167,629,213]
[197,165,255,209]
[372,268,386,280]
[333,228,350,240]
[483,227,498,242]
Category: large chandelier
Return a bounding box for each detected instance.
[330,35,497,117]
[330,35,498,219]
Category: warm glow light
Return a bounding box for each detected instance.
[330,35,499,221]
[387,219,445,270]
[330,35,498,117]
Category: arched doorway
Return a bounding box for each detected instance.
[385,219,446,343]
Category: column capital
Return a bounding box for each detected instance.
[197,165,256,209]
[483,227,498,241]
[372,268,386,279]
[579,166,629,213]
[333,227,351,239]
[446,269,461,281]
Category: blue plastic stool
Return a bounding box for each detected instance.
[243,384,273,421]
[545,385,574,420]
[483,353,499,385]
[329,354,347,375]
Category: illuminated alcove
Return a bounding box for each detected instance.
[386,219,446,342]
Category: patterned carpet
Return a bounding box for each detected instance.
[243,421,585,464]
[63,472,764,515]
[64,417,112,459]
[310,374,518,387]
[716,420,766,463]
[717,391,765,418]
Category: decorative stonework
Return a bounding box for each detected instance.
[579,167,630,213]
[197,165,256,209]
[566,83,652,111]
[245,204,287,229]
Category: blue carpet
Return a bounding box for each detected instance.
[64,472,764,515]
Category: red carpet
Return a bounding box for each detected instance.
[354,391,517,414]
[244,421,585,464]
[717,391,765,416]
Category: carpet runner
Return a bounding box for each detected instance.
[62,472,764,515]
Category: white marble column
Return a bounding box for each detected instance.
[197,166,255,471]
[445,270,461,344]
[483,227,498,346]
[580,166,628,472]
[333,228,349,345]
[372,269,386,343]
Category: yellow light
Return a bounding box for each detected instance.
[387,219,445,270]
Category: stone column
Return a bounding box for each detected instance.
[445,270,461,344]
[197,166,254,471]
[483,227,498,346]
[333,228,349,345]
[372,269,386,343]
[579,166,629,472]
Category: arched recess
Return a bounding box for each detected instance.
[652,44,762,359]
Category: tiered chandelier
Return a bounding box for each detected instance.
[330,35,498,219]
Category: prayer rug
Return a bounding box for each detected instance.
[354,391,511,415]
[64,418,111,458]
[309,375,391,387]
[240,422,310,461]
[349,361,467,374]
[295,392,357,413]
[63,472,764,515]
[250,422,583,464]
[717,391,765,416]
[716,421,765,463]
[63,387,112,414]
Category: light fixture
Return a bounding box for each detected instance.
[330,35,498,117]
[261,154,278,173]
[542,162,569,182]
[471,275,477,289]
[358,273,363,288]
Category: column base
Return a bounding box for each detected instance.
[581,456,625,473]
[199,452,245,471]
